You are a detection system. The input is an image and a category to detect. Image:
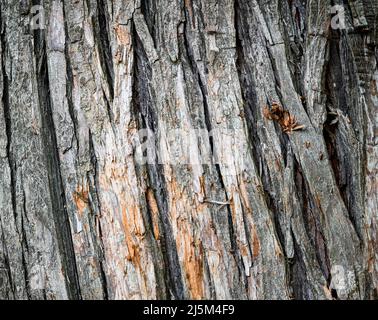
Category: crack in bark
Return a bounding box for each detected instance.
[62,3,79,154]
[0,16,17,228]
[0,10,22,298]
[133,28,185,299]
[32,23,81,300]
[88,130,109,300]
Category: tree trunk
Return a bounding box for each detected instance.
[0,0,377,300]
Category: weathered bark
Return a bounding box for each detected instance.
[0,0,377,300]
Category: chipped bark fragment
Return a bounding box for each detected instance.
[263,103,305,133]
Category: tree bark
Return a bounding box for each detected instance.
[0,0,377,300]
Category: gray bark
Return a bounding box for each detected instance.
[0,0,377,299]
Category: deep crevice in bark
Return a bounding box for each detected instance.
[88,131,109,300]
[93,0,114,100]
[140,0,157,46]
[324,27,364,241]
[32,24,81,299]
[133,29,185,300]
[290,236,310,300]
[63,49,79,152]
[0,10,25,298]
[0,17,17,229]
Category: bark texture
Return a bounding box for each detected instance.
[0,0,377,300]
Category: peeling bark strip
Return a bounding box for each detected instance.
[0,0,377,300]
